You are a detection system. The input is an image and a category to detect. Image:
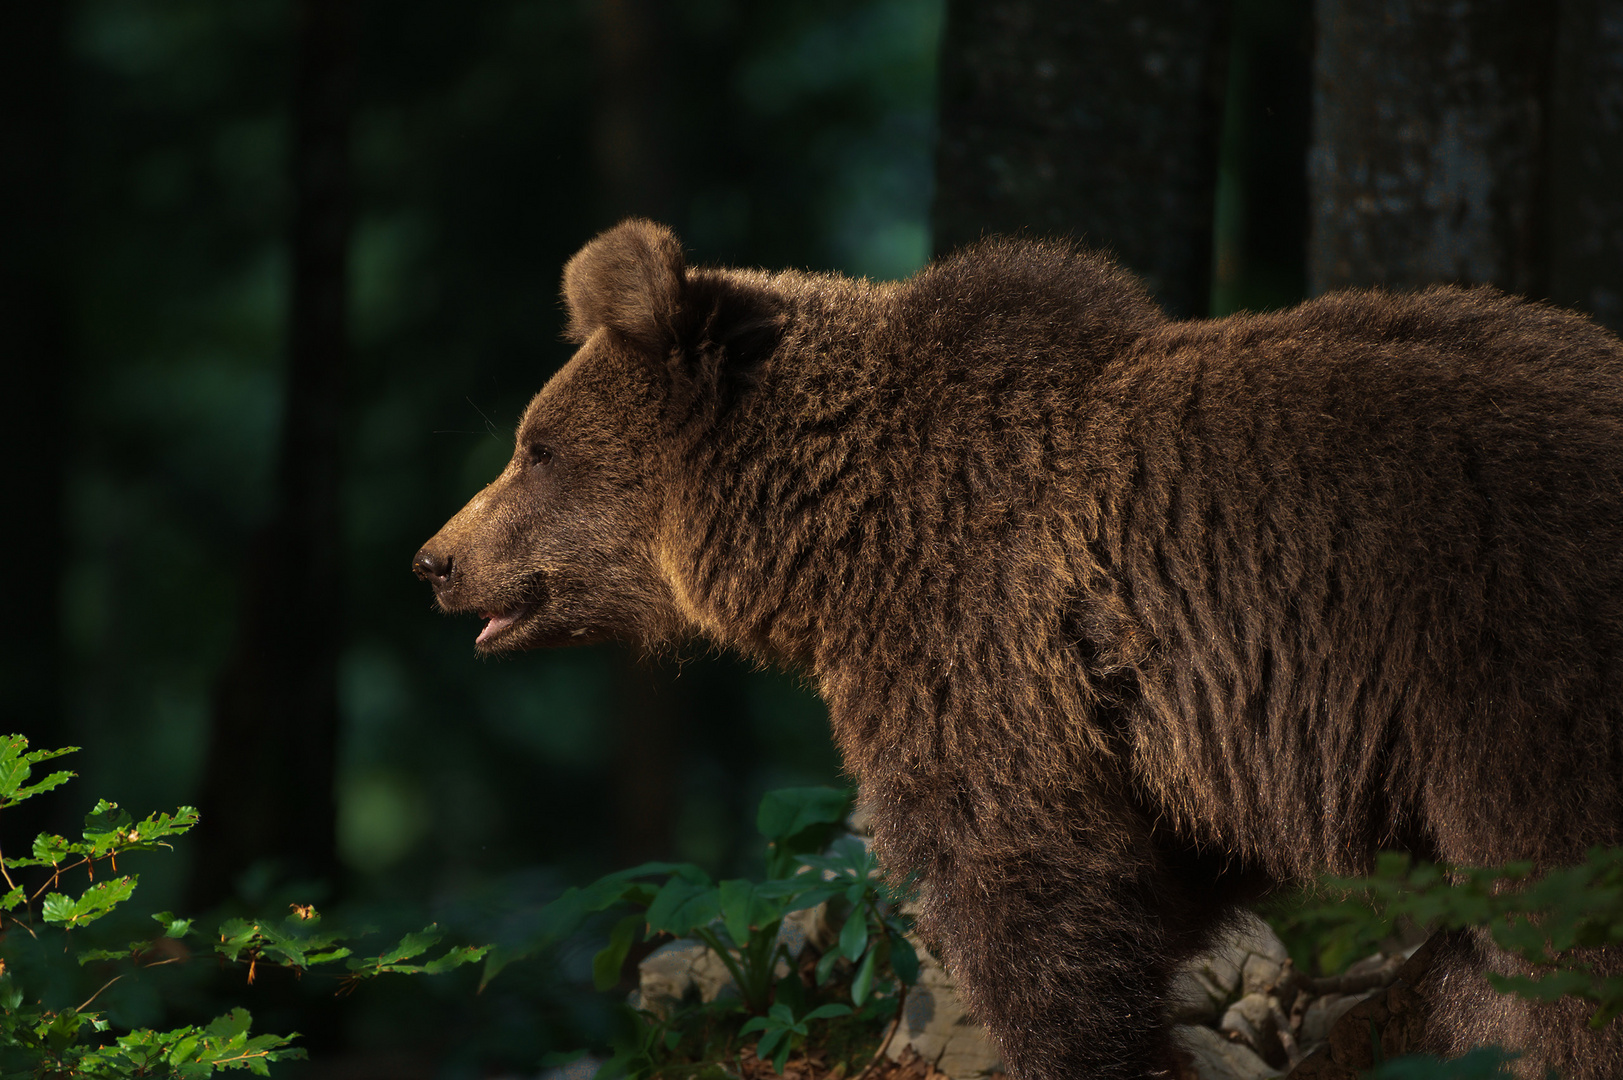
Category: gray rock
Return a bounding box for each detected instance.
[1174,1024,1283,1080]
[1192,912,1289,998]
[1167,967,1226,1024]
[1241,951,1285,998]
[887,944,1003,1080]
[533,1056,604,1080]
[1299,989,1375,1046]
[636,938,739,1014]
[1220,993,1285,1068]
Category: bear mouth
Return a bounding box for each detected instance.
[475,604,534,646]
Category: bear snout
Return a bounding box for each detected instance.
[412,548,452,585]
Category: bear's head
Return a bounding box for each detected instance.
[412,219,780,651]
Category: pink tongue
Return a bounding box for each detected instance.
[476,610,524,644]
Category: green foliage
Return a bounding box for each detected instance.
[0,736,489,1078]
[1365,1046,1521,1079]
[494,787,917,1079]
[739,1003,853,1076]
[1274,848,1623,1032]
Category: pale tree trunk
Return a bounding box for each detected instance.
[1310,0,1623,335]
[934,0,1233,317]
[192,0,354,905]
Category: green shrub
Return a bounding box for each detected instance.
[490,786,917,1079]
[0,735,488,1078]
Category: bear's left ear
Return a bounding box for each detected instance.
[563,219,687,350]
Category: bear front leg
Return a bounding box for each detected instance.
[913,846,1196,1080]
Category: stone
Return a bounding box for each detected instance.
[1168,967,1226,1024]
[1195,913,1290,998]
[1299,991,1373,1047]
[636,938,739,1014]
[1220,993,1286,1069]
[1242,952,1286,998]
[1174,1024,1283,1080]
[886,943,1003,1080]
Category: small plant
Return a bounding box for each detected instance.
[492,786,919,1079]
[1271,848,1623,1032]
[0,735,489,1078]
[1364,1046,1522,1079]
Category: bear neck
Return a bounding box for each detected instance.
[662,248,1165,777]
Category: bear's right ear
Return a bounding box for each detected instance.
[563,219,686,351]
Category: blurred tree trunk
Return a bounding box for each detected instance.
[1309,0,1559,296]
[191,0,355,906]
[1310,0,1623,332]
[592,0,681,864]
[933,0,1233,317]
[1545,0,1623,331]
[1209,0,1313,314]
[592,0,674,223]
[0,4,68,839]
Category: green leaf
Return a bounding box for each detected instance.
[169,1032,202,1065]
[720,878,758,946]
[1365,1046,1519,1079]
[421,944,488,975]
[755,1027,786,1066]
[719,877,788,948]
[81,799,134,853]
[757,787,851,843]
[375,926,442,965]
[887,925,920,985]
[645,878,720,937]
[0,736,78,807]
[205,1007,253,1039]
[594,913,644,991]
[815,946,842,986]
[8,771,74,806]
[606,859,697,883]
[41,875,138,928]
[1485,968,1596,1003]
[153,911,195,938]
[0,974,23,1011]
[838,906,869,961]
[850,943,878,1005]
[0,886,23,912]
[1590,997,1623,1030]
[45,1008,84,1052]
[479,945,523,990]
[759,787,853,878]
[772,1032,793,1074]
[801,1003,853,1022]
[27,832,77,865]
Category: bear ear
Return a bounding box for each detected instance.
[562,219,687,350]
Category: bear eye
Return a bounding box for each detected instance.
[530,443,554,467]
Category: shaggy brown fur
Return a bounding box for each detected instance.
[415,220,1623,1080]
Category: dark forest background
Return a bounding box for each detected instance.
[2,0,1621,1076]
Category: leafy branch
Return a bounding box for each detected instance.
[0,735,489,1078]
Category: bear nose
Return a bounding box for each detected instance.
[413,548,451,583]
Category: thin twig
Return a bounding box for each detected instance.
[853,983,908,1080]
[77,973,125,1013]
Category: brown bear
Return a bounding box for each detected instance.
[414,219,1623,1079]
